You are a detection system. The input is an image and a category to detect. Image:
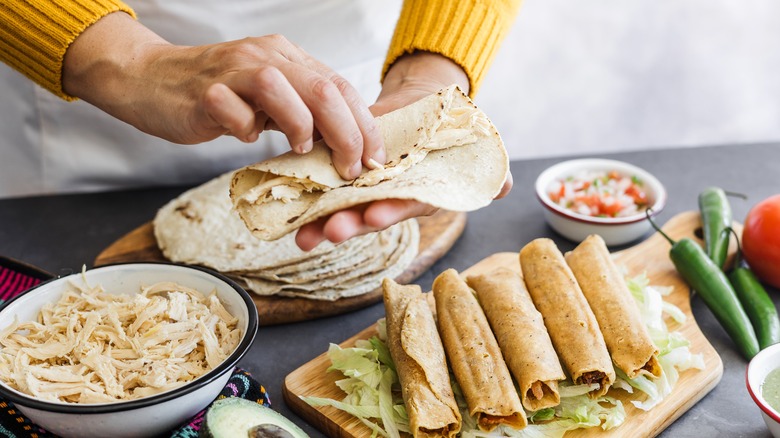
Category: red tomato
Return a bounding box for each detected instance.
[600,201,623,217]
[742,194,780,289]
[625,184,648,206]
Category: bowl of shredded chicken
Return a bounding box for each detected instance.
[0,263,258,438]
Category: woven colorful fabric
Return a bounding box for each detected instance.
[0,265,43,303]
[0,258,271,437]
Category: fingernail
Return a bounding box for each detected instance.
[245,131,259,143]
[297,140,312,154]
[348,160,363,180]
[372,148,386,165]
[367,158,384,170]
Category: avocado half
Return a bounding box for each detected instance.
[200,397,309,438]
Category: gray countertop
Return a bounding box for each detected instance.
[1,143,778,437]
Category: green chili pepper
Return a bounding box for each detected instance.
[647,211,759,360]
[728,229,780,350]
[698,187,731,269]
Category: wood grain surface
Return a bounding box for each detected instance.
[94,210,467,325]
[282,211,726,437]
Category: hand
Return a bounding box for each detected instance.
[62,12,382,180]
[295,52,513,251]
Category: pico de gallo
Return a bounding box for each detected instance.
[548,170,649,218]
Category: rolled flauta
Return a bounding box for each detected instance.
[467,267,566,411]
[519,238,615,398]
[433,269,527,431]
[382,278,461,438]
[565,234,662,379]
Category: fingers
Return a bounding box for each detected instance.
[318,73,385,169]
[496,171,514,199]
[294,208,365,251]
[295,217,328,252]
[201,83,259,142]
[293,200,436,251]
[221,49,382,178]
[285,41,385,171]
[294,72,365,178]
[323,200,434,243]
[221,66,315,153]
[276,62,383,179]
[362,199,438,229]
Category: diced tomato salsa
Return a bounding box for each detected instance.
[548,170,649,218]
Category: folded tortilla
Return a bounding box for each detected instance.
[433,269,527,432]
[467,267,566,411]
[519,238,615,398]
[565,234,662,379]
[382,278,461,438]
[230,85,508,240]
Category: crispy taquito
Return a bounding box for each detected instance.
[433,269,527,431]
[468,267,566,411]
[565,234,662,379]
[519,238,616,397]
[382,278,461,438]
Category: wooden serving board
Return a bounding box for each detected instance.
[94,210,467,325]
[283,211,726,437]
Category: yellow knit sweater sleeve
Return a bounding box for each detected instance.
[384,0,522,96]
[0,0,136,100]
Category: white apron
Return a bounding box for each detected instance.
[0,0,401,198]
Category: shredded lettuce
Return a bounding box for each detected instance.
[300,334,409,437]
[305,272,702,436]
[617,273,705,410]
[457,385,625,438]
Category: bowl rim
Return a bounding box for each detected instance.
[0,261,259,414]
[746,344,780,424]
[535,158,667,225]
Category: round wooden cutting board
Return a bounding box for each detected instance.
[94,210,467,325]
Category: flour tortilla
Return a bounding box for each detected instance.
[230,85,508,241]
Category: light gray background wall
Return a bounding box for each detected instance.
[477,1,780,160]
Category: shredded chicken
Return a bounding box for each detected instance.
[0,279,241,404]
[529,380,545,400]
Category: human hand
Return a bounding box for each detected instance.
[295,52,513,251]
[62,12,382,180]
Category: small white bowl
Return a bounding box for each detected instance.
[0,263,258,438]
[747,343,780,437]
[535,158,667,246]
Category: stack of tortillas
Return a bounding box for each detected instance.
[153,172,419,301]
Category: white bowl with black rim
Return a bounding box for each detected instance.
[747,343,780,437]
[0,262,258,438]
[535,158,667,246]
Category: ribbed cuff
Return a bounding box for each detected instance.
[0,0,136,100]
[383,0,521,96]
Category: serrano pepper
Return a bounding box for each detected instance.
[647,211,759,360]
